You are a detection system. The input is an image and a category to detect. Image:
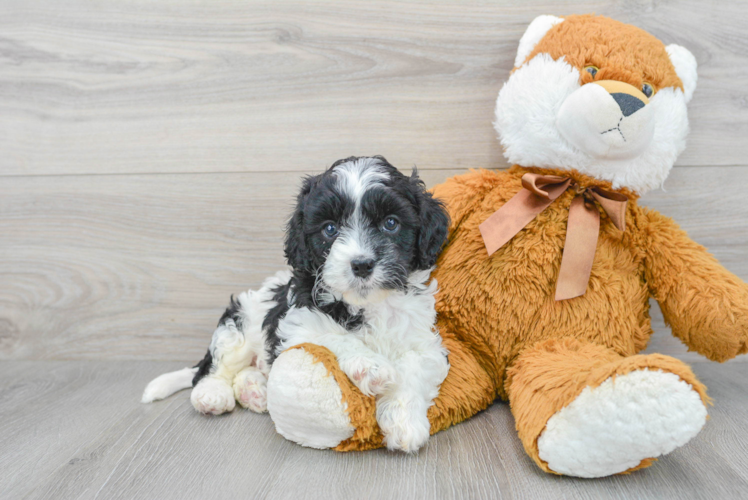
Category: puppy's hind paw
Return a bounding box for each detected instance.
[191,377,236,415]
[233,368,268,413]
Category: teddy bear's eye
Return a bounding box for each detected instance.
[584,65,598,78]
[641,82,654,98]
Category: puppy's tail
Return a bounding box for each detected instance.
[141,367,198,403]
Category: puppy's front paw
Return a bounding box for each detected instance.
[378,401,431,453]
[233,368,268,413]
[191,377,235,415]
[343,357,396,396]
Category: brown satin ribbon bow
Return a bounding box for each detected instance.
[479,173,628,301]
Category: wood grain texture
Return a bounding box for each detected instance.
[0,0,747,176]
[0,361,746,499]
[1,2,747,498]
[1,167,747,362]
[0,168,452,360]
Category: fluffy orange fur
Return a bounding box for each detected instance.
[506,339,710,473]
[288,166,748,472]
[285,343,383,451]
[525,15,683,93]
[278,15,748,474]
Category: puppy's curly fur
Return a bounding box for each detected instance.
[143,156,450,452]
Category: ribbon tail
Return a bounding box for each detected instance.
[555,196,601,301]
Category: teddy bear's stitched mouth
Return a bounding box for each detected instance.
[601,116,626,142]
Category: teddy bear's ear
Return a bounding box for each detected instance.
[514,15,564,68]
[666,44,698,103]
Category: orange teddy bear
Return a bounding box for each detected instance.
[266,15,748,477]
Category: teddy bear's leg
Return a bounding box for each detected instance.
[266,343,379,450]
[267,335,497,451]
[506,338,710,478]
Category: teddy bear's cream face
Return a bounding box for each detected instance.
[494,15,697,194]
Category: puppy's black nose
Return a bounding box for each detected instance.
[611,92,645,117]
[351,259,375,279]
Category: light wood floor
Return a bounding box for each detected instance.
[1,1,747,499]
[2,361,747,499]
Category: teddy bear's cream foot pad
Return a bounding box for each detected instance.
[267,348,354,449]
[537,368,707,478]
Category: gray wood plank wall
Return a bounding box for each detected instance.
[2,0,747,365]
[2,2,748,499]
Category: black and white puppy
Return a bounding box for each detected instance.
[142,156,450,452]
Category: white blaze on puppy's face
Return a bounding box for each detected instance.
[289,156,447,310]
[332,157,390,206]
[323,158,389,303]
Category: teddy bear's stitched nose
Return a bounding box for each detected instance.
[611,92,646,117]
[555,80,655,161]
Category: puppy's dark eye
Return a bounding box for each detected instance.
[584,65,598,78]
[382,217,399,233]
[641,82,654,98]
[322,222,338,239]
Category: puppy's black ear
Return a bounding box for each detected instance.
[411,169,450,270]
[284,176,315,272]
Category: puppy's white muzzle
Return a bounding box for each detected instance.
[557,80,654,161]
[322,226,383,305]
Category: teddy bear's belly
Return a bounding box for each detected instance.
[434,202,651,380]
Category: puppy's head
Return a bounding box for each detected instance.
[285,156,449,306]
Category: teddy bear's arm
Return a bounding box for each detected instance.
[642,208,748,361]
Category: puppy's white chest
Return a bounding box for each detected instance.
[355,297,435,357]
